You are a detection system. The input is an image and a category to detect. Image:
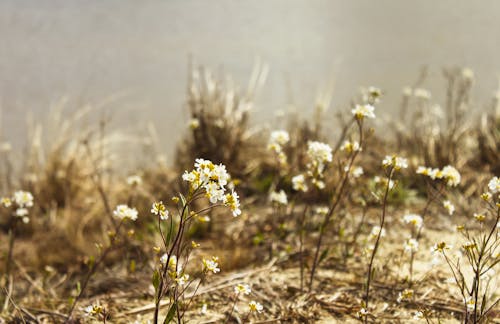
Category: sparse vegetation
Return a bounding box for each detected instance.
[0,66,499,323]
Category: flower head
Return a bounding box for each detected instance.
[307,141,333,175]
[1,197,12,208]
[441,166,461,187]
[113,204,138,221]
[292,174,308,192]
[151,201,168,220]
[432,241,451,253]
[351,104,376,120]
[382,155,408,171]
[397,289,414,303]
[202,256,220,274]
[404,238,419,254]
[269,190,288,206]
[443,200,455,216]
[224,190,241,217]
[248,301,264,313]
[13,191,34,208]
[488,176,499,194]
[234,283,251,295]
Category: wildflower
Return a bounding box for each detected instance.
[488,176,499,194]
[413,311,424,320]
[340,140,361,153]
[432,241,451,253]
[191,241,201,248]
[462,241,477,251]
[189,118,200,129]
[176,273,190,286]
[370,226,386,239]
[382,155,408,171]
[160,254,177,271]
[481,192,492,201]
[234,283,251,295]
[113,204,138,221]
[307,141,333,175]
[151,201,168,220]
[397,289,414,303]
[416,166,432,176]
[311,178,325,189]
[473,213,486,222]
[15,208,28,217]
[269,190,288,206]
[13,191,34,208]
[414,88,431,99]
[346,166,364,178]
[367,86,382,103]
[126,175,142,186]
[456,224,465,232]
[351,104,376,120]
[248,301,263,313]
[443,200,455,216]
[441,166,461,187]
[315,206,329,216]
[202,257,220,274]
[404,238,419,254]
[403,214,423,229]
[357,308,369,318]
[464,296,475,311]
[224,190,241,217]
[292,174,308,192]
[268,130,290,149]
[1,197,12,207]
[84,304,103,317]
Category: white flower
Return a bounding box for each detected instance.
[382,155,408,170]
[176,273,190,286]
[1,197,12,207]
[340,140,361,153]
[113,204,138,221]
[126,175,142,186]
[151,201,168,220]
[315,206,329,216]
[200,303,208,315]
[307,141,333,175]
[403,214,423,229]
[248,301,263,313]
[404,238,419,253]
[443,200,455,216]
[441,165,461,187]
[348,166,364,178]
[202,257,220,274]
[270,190,288,205]
[488,176,500,194]
[188,118,200,129]
[292,174,308,192]
[234,283,251,295]
[15,208,29,217]
[13,191,34,208]
[397,289,414,303]
[268,130,289,153]
[370,226,386,239]
[224,190,241,217]
[413,311,424,320]
[464,296,475,311]
[351,104,376,120]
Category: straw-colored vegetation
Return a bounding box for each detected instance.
[0,65,499,323]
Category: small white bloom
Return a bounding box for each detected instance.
[403,214,423,229]
[13,191,34,208]
[441,165,461,187]
[488,176,500,194]
[404,238,419,253]
[382,155,408,170]
[234,283,251,295]
[248,301,263,313]
[370,226,386,239]
[443,200,455,216]
[269,190,288,206]
[351,104,376,120]
[292,174,308,192]
[126,175,142,186]
[113,204,138,221]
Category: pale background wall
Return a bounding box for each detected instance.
[1,0,499,157]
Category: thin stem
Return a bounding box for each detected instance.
[364,167,393,323]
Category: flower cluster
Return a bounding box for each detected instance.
[351,104,376,120]
[182,159,241,216]
[267,130,290,166]
[340,140,361,153]
[306,141,333,189]
[202,256,220,274]
[382,155,408,171]
[1,190,34,223]
[403,214,423,229]
[416,165,461,187]
[151,201,168,220]
[113,204,138,221]
[269,190,288,206]
[292,174,308,192]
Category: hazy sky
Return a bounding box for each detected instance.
[1,0,500,157]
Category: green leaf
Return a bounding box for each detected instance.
[163,302,177,324]
[152,270,161,293]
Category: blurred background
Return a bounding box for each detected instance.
[1,0,500,158]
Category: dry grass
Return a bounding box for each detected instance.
[1,66,499,323]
